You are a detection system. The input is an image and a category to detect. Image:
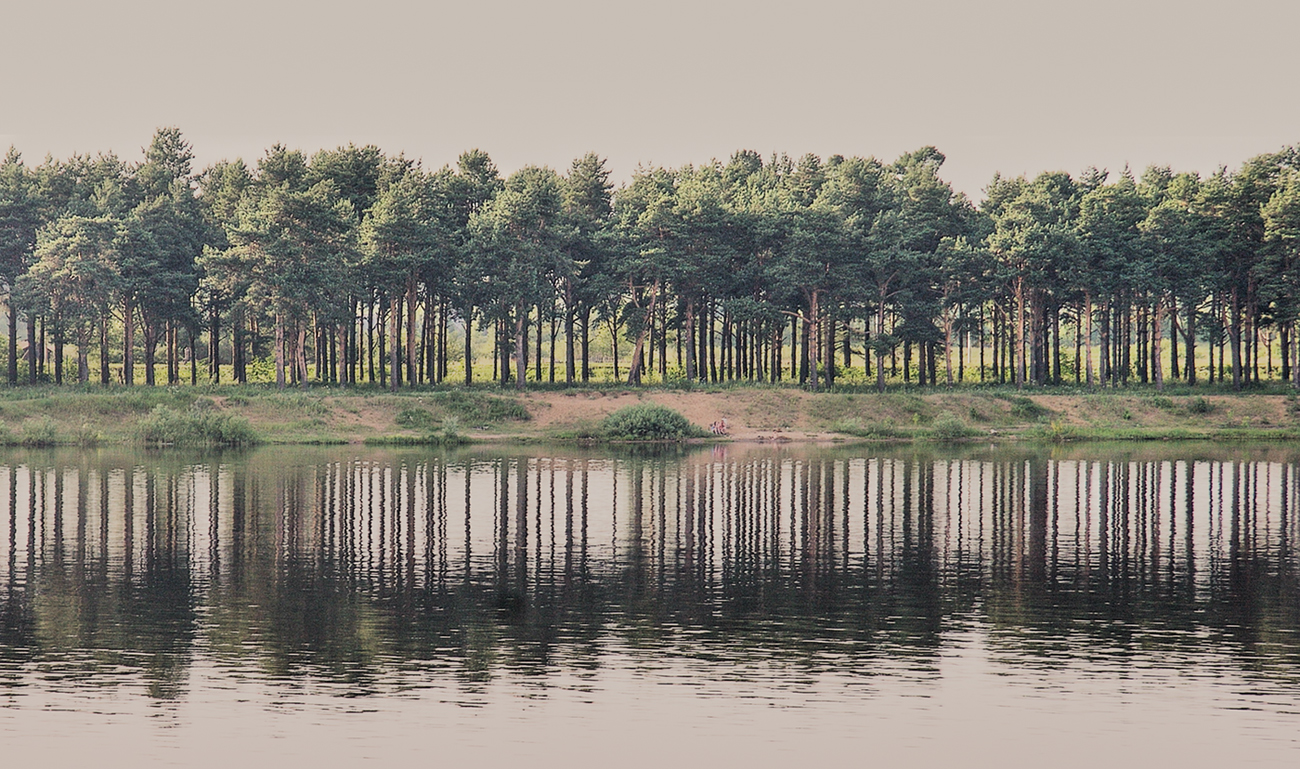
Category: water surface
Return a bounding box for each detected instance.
[2,443,1298,767]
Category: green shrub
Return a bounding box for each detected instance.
[21,418,59,447]
[138,405,259,447]
[1003,395,1049,420]
[926,413,976,441]
[431,391,530,422]
[1028,419,1078,443]
[601,404,702,440]
[832,418,904,439]
[395,407,438,429]
[1187,396,1214,415]
[1147,395,1174,410]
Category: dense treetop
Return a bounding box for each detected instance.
[1,129,1298,391]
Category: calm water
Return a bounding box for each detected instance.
[2,443,1299,767]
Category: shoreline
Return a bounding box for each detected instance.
[2,384,1300,448]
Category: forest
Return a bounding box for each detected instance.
[1,128,1298,393]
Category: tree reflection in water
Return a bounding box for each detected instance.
[1,444,1298,699]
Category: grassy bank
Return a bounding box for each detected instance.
[1,383,1299,447]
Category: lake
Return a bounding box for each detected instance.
[2,443,1298,767]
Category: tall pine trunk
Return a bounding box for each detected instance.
[123,300,135,386]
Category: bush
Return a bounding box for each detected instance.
[926,413,976,442]
[138,405,259,447]
[430,391,530,422]
[395,407,438,429]
[1003,395,1049,420]
[834,418,905,439]
[601,404,702,440]
[1187,396,1214,415]
[21,418,58,447]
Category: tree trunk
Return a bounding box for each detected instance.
[464,308,474,385]
[274,313,286,389]
[388,294,401,391]
[807,291,820,390]
[53,326,63,385]
[1230,287,1243,390]
[123,300,135,386]
[683,300,697,382]
[944,314,954,385]
[76,328,89,383]
[100,312,110,386]
[565,290,576,385]
[626,281,658,385]
[1152,297,1165,391]
[1085,296,1095,387]
[1015,277,1026,390]
[405,278,417,386]
[7,304,16,384]
[514,308,527,391]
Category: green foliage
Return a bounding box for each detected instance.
[429,391,530,422]
[1027,420,1079,443]
[138,404,259,447]
[999,395,1050,420]
[1187,397,1215,415]
[832,418,905,439]
[395,407,437,429]
[21,418,59,447]
[601,404,702,440]
[926,413,977,441]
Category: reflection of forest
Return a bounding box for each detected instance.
[1,447,1298,696]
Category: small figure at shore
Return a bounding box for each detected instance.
[709,419,729,436]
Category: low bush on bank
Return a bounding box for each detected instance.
[431,391,530,422]
[138,405,259,447]
[601,404,703,441]
[926,413,977,441]
[833,418,906,440]
[376,412,468,445]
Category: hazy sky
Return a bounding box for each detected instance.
[4,0,1297,199]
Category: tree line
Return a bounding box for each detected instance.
[1,128,1298,392]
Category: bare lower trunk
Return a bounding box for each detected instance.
[807,291,820,390]
[1085,294,1094,387]
[1152,298,1165,391]
[406,278,417,386]
[1015,277,1025,390]
[876,299,887,393]
[298,324,309,389]
[7,304,16,384]
[275,313,286,389]
[389,294,401,392]
[100,313,109,386]
[77,329,90,383]
[514,307,527,391]
[123,300,135,386]
[626,281,658,385]
[464,309,473,385]
[944,315,954,385]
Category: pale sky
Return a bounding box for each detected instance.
[3,0,1297,199]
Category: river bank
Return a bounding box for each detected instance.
[2,384,1300,447]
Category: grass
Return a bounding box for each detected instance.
[1,382,1299,448]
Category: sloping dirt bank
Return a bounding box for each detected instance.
[1,386,1297,446]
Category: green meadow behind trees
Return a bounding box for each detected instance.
[2,129,1300,397]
